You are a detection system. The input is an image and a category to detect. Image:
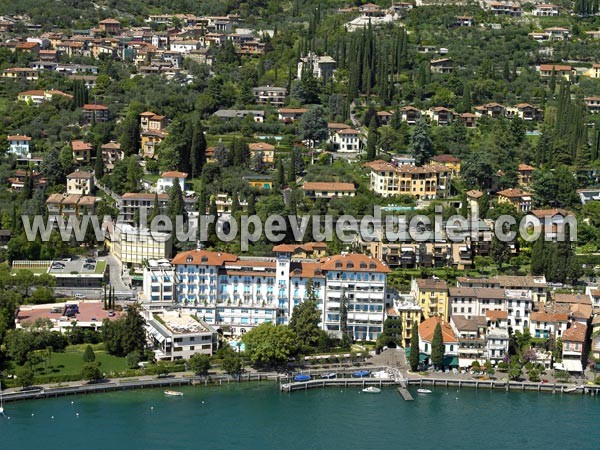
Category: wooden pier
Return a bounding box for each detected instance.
[280,377,396,392]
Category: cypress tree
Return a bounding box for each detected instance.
[409,322,420,371]
[247,193,256,216]
[287,151,297,183]
[149,192,160,223]
[94,154,104,180]
[430,322,445,369]
[190,118,207,178]
[276,158,285,189]
[366,116,378,161]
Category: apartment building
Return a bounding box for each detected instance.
[71,140,92,164]
[252,86,287,106]
[142,259,176,306]
[144,309,216,361]
[7,135,31,158]
[168,249,390,339]
[101,141,124,172]
[411,278,449,320]
[364,159,451,199]
[82,104,109,123]
[108,223,173,267]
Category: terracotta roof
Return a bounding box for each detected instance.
[319,254,390,273]
[99,18,120,24]
[416,278,448,290]
[140,111,156,116]
[530,311,569,323]
[554,293,591,306]
[419,317,458,343]
[160,171,188,178]
[172,249,238,266]
[290,261,325,278]
[83,104,108,110]
[466,189,483,199]
[539,64,572,72]
[328,122,350,130]
[67,170,93,179]
[562,322,587,343]
[122,193,169,201]
[71,140,92,151]
[497,188,532,198]
[101,141,121,150]
[518,163,535,171]
[400,105,421,111]
[7,134,31,141]
[485,310,508,320]
[452,315,486,331]
[302,182,356,192]
[529,208,572,219]
[336,128,360,135]
[248,142,275,151]
[278,108,308,114]
[19,89,45,96]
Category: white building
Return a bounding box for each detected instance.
[144,309,216,361]
[66,170,95,195]
[7,134,31,158]
[297,52,336,80]
[328,127,362,152]
[169,249,390,339]
[143,259,176,306]
[486,327,509,364]
[533,4,560,16]
[157,171,187,194]
[418,316,458,366]
[169,40,201,54]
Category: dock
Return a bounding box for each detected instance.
[397,381,414,401]
[279,377,396,392]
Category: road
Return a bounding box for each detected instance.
[106,254,134,295]
[95,178,122,205]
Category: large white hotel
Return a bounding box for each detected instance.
[143,247,390,340]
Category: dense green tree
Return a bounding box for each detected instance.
[411,119,434,166]
[83,344,96,363]
[430,323,445,369]
[189,353,211,375]
[289,288,321,353]
[82,361,102,382]
[377,316,402,349]
[298,106,328,148]
[190,118,207,178]
[242,322,298,367]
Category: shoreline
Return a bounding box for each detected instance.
[3,366,600,405]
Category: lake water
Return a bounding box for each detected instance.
[1,383,599,449]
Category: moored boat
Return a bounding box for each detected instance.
[294,374,311,382]
[417,389,432,394]
[362,386,381,393]
[321,372,337,379]
[352,370,370,378]
[164,390,184,397]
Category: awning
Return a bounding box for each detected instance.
[404,348,429,363]
[443,356,459,367]
[561,359,583,372]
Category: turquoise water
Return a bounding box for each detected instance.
[1,383,599,450]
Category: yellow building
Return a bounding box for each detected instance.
[431,154,461,176]
[364,159,451,199]
[248,142,275,165]
[411,278,449,321]
[497,188,532,213]
[243,175,272,190]
[583,64,600,79]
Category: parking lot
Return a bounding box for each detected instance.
[48,257,104,275]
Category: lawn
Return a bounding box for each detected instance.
[23,344,129,383]
[94,260,107,274]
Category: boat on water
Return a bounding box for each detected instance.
[372,370,390,379]
[321,372,337,379]
[164,390,184,397]
[294,374,311,382]
[352,370,370,378]
[417,389,432,394]
[362,386,381,394]
[563,387,578,393]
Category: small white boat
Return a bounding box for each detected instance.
[321,372,337,379]
[362,386,381,393]
[164,390,184,397]
[417,389,432,394]
[563,387,577,393]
